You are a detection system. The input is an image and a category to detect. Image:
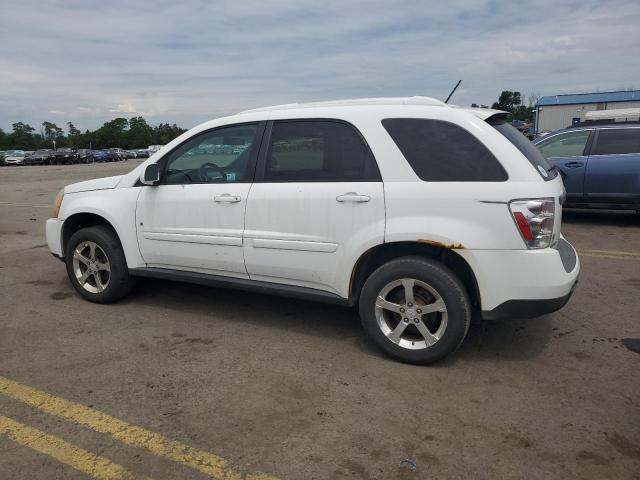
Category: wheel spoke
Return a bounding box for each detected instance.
[415,321,438,346]
[96,261,110,273]
[375,296,403,314]
[401,278,415,305]
[88,242,96,260]
[387,321,408,344]
[93,273,105,293]
[73,251,91,266]
[420,299,446,315]
[79,270,91,284]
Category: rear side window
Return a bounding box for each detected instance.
[490,119,557,180]
[264,120,380,182]
[593,129,640,155]
[535,130,591,159]
[382,118,508,181]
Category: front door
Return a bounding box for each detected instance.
[136,122,263,276]
[536,129,593,202]
[243,120,385,297]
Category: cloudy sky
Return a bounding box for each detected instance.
[1,0,639,131]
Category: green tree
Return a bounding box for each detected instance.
[491,91,522,112]
[153,123,186,145]
[8,122,37,149]
[42,121,64,139]
[491,90,533,121]
[93,117,129,148]
[67,122,81,137]
[127,116,154,148]
[1,116,186,150]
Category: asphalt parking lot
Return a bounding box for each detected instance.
[0,162,639,479]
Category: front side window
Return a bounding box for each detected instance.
[592,129,640,155]
[536,130,591,159]
[263,121,380,182]
[163,123,258,184]
[382,118,508,181]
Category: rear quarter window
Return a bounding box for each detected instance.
[593,128,640,155]
[491,118,557,180]
[382,118,508,182]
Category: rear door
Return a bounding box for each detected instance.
[583,127,640,204]
[243,119,385,297]
[536,129,593,202]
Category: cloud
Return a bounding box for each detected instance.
[109,104,137,114]
[1,0,639,131]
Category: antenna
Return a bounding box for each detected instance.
[445,80,462,104]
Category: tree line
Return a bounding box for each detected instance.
[472,90,539,121]
[0,117,187,151]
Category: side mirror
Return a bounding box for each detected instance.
[140,164,160,185]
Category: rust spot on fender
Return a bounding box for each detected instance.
[417,239,465,249]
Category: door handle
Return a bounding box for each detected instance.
[336,192,371,203]
[214,194,241,203]
[564,162,584,168]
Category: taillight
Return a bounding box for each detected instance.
[509,198,555,249]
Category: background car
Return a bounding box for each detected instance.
[92,150,109,162]
[4,150,26,165]
[77,149,95,163]
[26,149,55,165]
[0,151,7,166]
[534,123,640,211]
[107,148,126,161]
[53,148,78,165]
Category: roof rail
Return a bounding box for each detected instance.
[239,96,447,114]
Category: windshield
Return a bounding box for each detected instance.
[488,118,557,181]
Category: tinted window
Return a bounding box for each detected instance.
[593,128,640,155]
[536,130,591,159]
[489,119,556,180]
[264,121,380,182]
[163,123,258,184]
[382,118,508,181]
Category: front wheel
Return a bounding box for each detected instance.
[65,226,134,303]
[359,257,471,364]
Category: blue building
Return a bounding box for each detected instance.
[534,90,640,134]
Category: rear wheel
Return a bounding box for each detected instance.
[65,226,134,303]
[359,257,471,364]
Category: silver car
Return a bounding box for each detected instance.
[4,150,26,166]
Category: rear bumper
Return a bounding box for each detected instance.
[482,279,577,320]
[457,235,579,318]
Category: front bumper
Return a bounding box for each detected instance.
[46,217,63,258]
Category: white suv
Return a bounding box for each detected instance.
[46,97,579,364]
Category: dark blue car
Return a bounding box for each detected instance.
[534,124,640,211]
[92,150,109,162]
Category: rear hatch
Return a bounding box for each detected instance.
[464,108,564,247]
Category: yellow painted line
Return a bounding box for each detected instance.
[577,248,640,260]
[0,415,150,480]
[0,376,277,480]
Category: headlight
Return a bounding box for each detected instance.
[52,189,64,218]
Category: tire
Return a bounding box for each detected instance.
[65,225,134,303]
[359,256,471,365]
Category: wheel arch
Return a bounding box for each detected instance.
[61,212,121,256]
[349,241,481,310]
